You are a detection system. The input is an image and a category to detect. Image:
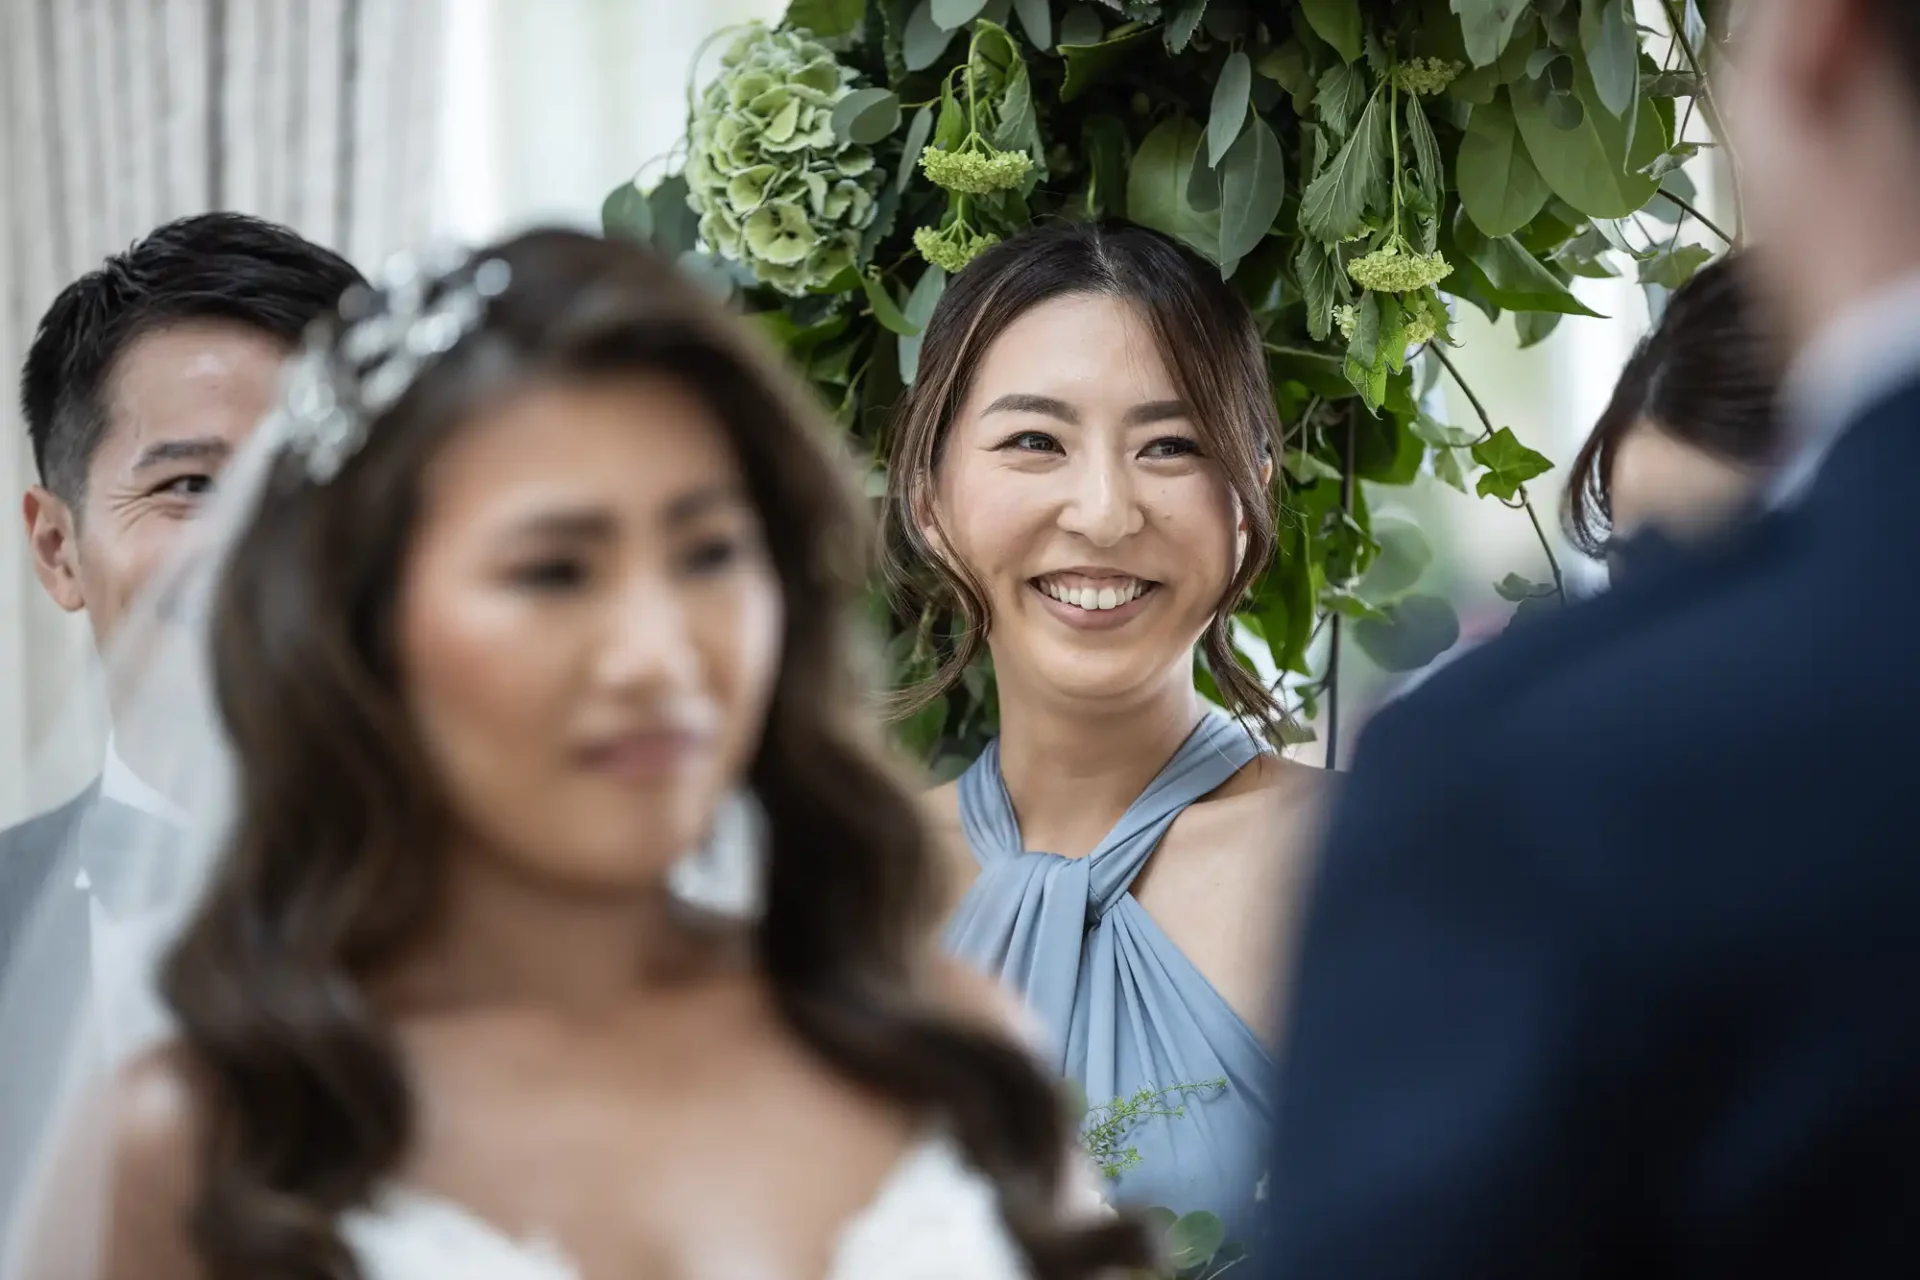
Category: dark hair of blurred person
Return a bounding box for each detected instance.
[1563,255,1780,567]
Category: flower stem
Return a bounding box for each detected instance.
[1657,189,1735,245]
[1428,343,1493,444]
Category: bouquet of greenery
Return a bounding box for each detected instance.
[605,0,1727,767]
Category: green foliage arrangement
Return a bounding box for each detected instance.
[605,0,1728,768]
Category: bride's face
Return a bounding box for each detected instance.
[394,373,783,894]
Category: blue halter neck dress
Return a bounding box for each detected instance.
[943,710,1273,1244]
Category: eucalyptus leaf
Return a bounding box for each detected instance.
[1166,1212,1227,1270]
[646,175,699,258]
[1060,22,1154,102]
[1218,114,1286,272]
[601,182,652,243]
[1186,142,1222,213]
[1457,93,1552,236]
[860,270,921,336]
[905,0,960,69]
[1128,116,1222,259]
[1354,594,1460,670]
[1012,0,1051,48]
[897,104,934,193]
[1516,309,1561,347]
[1512,51,1663,217]
[930,0,988,29]
[1495,571,1556,601]
[1300,91,1388,243]
[832,87,903,145]
[1059,3,1104,47]
[1208,51,1253,167]
[896,264,948,383]
[1082,113,1132,217]
[1301,0,1363,64]
[1580,0,1637,118]
[782,0,867,39]
[1452,0,1529,68]
[1356,517,1434,602]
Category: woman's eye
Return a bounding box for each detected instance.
[683,536,741,575]
[511,559,587,591]
[156,475,215,498]
[999,431,1063,454]
[1140,436,1201,459]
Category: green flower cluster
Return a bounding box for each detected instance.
[1346,243,1453,293]
[1401,289,1448,347]
[913,222,1000,273]
[1393,57,1465,96]
[920,139,1032,196]
[684,25,884,295]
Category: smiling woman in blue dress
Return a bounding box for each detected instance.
[883,222,1329,1243]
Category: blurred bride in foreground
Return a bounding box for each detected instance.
[0,230,1139,1280]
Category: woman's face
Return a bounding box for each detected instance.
[1609,416,1763,549]
[396,374,783,895]
[932,292,1244,706]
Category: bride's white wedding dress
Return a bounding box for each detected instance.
[340,1134,1030,1280]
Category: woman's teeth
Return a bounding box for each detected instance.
[1036,577,1152,611]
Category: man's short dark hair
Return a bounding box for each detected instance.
[1866,0,1920,102]
[21,212,364,502]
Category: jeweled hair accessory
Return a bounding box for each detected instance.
[275,242,512,483]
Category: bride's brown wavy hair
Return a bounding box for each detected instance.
[160,229,1146,1280]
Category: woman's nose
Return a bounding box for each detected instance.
[597,582,699,691]
[1056,454,1143,547]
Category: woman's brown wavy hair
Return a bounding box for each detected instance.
[159,229,1146,1280]
[881,221,1285,740]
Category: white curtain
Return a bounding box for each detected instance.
[0,0,445,823]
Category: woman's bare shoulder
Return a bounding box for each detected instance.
[1210,750,1335,816]
[74,1045,205,1280]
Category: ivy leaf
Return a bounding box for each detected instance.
[905,0,961,69]
[1258,39,1315,111]
[1295,239,1341,343]
[931,0,988,28]
[1638,242,1713,289]
[1495,571,1556,601]
[1457,92,1552,237]
[1551,226,1620,278]
[1406,95,1444,205]
[1354,594,1461,671]
[1516,309,1562,348]
[861,270,921,336]
[1641,141,1701,182]
[1411,411,1477,448]
[1012,0,1052,48]
[897,104,934,193]
[1301,0,1362,64]
[896,264,948,383]
[1059,3,1105,48]
[1060,22,1154,101]
[833,87,903,145]
[1451,0,1529,68]
[1164,1,1209,53]
[601,181,652,243]
[1208,51,1253,167]
[1218,114,1287,275]
[1284,448,1344,484]
[1431,444,1470,492]
[1316,62,1368,139]
[1512,52,1664,218]
[1128,116,1222,259]
[1471,426,1553,500]
[782,0,867,39]
[1580,0,1637,118]
[1640,69,1700,99]
[1300,90,1388,243]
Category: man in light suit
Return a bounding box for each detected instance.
[1259,0,1920,1274]
[0,214,361,987]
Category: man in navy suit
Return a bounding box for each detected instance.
[1260,0,1920,1274]
[0,215,360,987]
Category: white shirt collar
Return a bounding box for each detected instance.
[100,734,185,824]
[1768,270,1920,510]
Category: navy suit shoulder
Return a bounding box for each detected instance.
[1263,387,1920,1278]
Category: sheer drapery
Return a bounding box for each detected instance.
[0,0,445,823]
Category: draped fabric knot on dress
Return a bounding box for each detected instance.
[944,710,1273,1243]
